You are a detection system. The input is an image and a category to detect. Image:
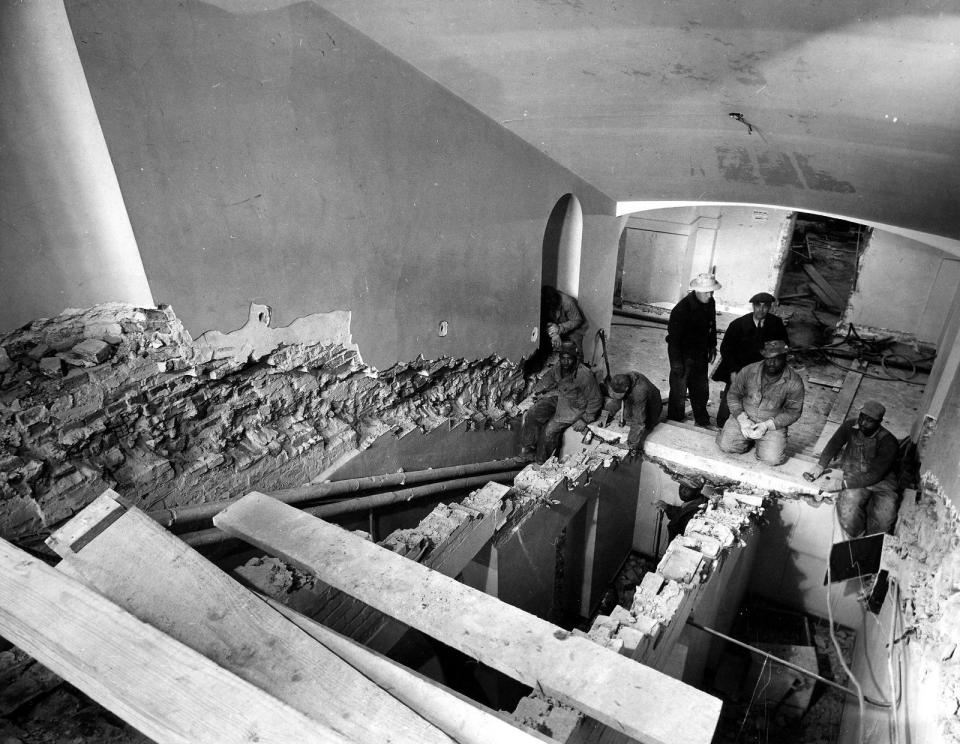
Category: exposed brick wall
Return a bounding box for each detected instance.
[0,303,525,546]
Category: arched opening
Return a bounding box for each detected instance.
[541,193,583,299]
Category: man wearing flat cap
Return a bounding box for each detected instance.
[716,339,805,465]
[712,292,789,428]
[807,400,901,537]
[666,272,721,427]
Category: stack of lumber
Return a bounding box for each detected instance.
[0,489,721,744]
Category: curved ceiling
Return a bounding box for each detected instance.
[224,0,960,242]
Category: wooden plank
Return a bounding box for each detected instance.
[48,492,452,744]
[264,596,553,744]
[801,264,846,309]
[214,492,722,744]
[807,375,843,391]
[806,282,841,313]
[812,421,841,458]
[0,537,349,744]
[826,366,865,424]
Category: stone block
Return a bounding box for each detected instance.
[38,357,63,377]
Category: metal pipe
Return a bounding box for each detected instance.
[149,456,527,530]
[685,618,861,700]
[181,470,522,548]
[612,307,668,325]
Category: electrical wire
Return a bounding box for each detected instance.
[887,580,901,744]
[826,518,866,744]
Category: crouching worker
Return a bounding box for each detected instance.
[716,340,804,465]
[807,400,900,538]
[605,372,662,459]
[520,342,602,463]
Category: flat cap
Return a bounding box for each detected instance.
[749,292,776,304]
[860,400,886,420]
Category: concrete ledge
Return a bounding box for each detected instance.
[642,422,840,497]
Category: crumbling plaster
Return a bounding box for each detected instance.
[0,303,527,547]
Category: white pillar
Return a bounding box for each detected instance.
[0,0,154,330]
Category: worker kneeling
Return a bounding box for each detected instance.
[604,371,662,458]
[715,340,804,466]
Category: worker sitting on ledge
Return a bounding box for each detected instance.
[603,371,662,459]
[716,339,804,466]
[805,400,901,538]
[520,341,602,464]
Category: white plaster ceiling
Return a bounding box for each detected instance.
[226,1,960,245]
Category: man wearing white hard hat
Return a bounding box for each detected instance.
[665,272,721,427]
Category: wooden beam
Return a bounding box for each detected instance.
[214,492,722,744]
[264,596,552,744]
[0,537,350,744]
[801,264,846,310]
[827,364,865,424]
[48,492,453,744]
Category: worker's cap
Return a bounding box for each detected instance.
[608,374,632,399]
[689,273,722,292]
[749,292,776,305]
[760,339,789,358]
[558,341,579,360]
[859,400,885,421]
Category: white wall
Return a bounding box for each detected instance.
[844,229,960,345]
[619,206,792,312]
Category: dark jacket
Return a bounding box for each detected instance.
[712,312,789,384]
[818,418,899,490]
[604,371,663,449]
[546,290,587,348]
[532,363,602,425]
[666,292,717,362]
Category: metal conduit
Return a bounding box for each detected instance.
[149,456,527,530]
[181,470,522,548]
[686,619,890,706]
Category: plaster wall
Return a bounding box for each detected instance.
[711,208,793,311]
[749,497,865,629]
[618,206,791,312]
[13,0,617,370]
[844,229,960,345]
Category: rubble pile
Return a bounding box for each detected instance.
[0,303,524,546]
[885,475,960,744]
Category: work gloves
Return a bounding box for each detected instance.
[737,414,775,439]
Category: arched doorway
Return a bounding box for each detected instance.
[541,193,583,299]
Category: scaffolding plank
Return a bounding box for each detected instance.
[801,264,846,310]
[48,492,452,744]
[214,491,722,744]
[0,537,348,744]
[826,366,865,424]
[264,596,551,744]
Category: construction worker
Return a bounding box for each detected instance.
[525,285,587,376]
[712,291,789,428]
[666,273,721,427]
[604,372,662,458]
[807,400,900,537]
[520,341,602,463]
[716,339,804,465]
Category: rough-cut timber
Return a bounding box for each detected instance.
[214,491,723,744]
[0,537,350,744]
[265,597,551,744]
[47,491,453,744]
